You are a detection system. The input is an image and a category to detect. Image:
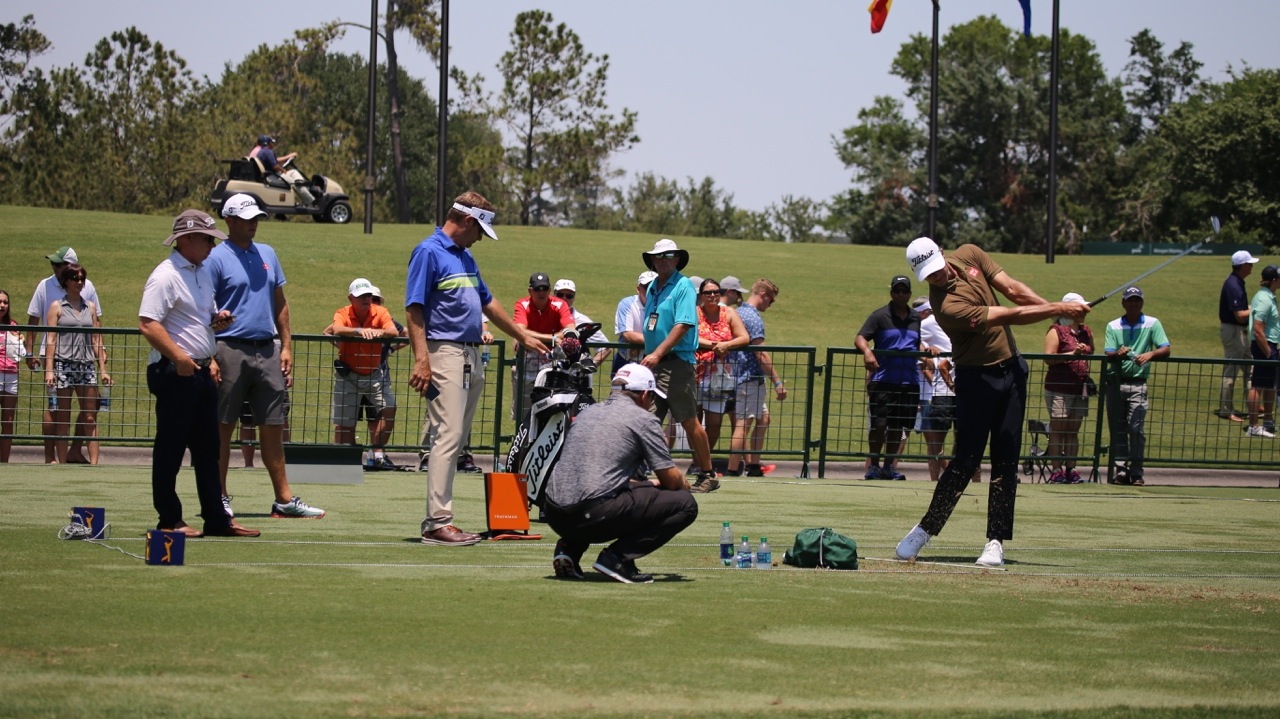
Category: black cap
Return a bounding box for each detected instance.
[890,275,912,290]
[1263,265,1280,282]
[529,272,550,290]
[1122,286,1143,300]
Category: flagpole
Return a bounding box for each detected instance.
[1046,0,1060,263]
[436,0,450,224]
[927,0,940,239]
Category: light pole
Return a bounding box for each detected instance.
[435,0,449,224]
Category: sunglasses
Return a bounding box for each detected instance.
[891,287,911,294]
[69,275,87,282]
[555,292,575,300]
[532,286,550,292]
[654,252,680,259]
[700,290,720,297]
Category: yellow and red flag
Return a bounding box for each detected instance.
[869,0,893,34]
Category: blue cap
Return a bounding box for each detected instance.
[1122,286,1143,300]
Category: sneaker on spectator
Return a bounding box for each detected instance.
[1067,469,1084,484]
[689,471,720,493]
[221,495,234,518]
[976,539,1004,567]
[895,525,931,560]
[1266,419,1276,434]
[745,463,765,477]
[592,549,653,584]
[270,496,326,519]
[456,452,483,474]
[417,451,430,472]
[879,466,906,480]
[365,455,398,471]
[864,463,881,480]
[1047,469,1068,484]
[1247,425,1276,438]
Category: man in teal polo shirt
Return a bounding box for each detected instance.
[1103,286,1171,485]
[638,239,718,493]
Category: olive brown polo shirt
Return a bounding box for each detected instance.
[928,244,1017,367]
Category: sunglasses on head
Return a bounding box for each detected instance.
[555,292,575,300]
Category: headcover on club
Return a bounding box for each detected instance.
[558,335,583,362]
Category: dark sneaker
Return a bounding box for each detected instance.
[365,455,398,471]
[1109,468,1131,485]
[592,549,653,584]
[270,496,326,518]
[420,524,482,546]
[1067,469,1084,484]
[201,520,261,538]
[689,471,720,493]
[879,466,906,480]
[553,538,585,579]
[417,451,430,472]
[745,463,765,477]
[1130,475,1145,486]
[456,452,483,474]
[1047,469,1068,484]
[864,464,881,480]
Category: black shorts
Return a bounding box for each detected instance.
[868,381,919,433]
[1251,341,1279,389]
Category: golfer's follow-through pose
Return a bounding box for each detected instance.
[895,238,1090,567]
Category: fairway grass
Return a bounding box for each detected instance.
[3,465,1278,718]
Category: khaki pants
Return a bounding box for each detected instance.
[1220,323,1249,415]
[422,341,485,532]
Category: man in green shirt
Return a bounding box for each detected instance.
[1246,265,1280,438]
[1102,287,1171,485]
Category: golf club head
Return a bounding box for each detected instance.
[1211,216,1221,235]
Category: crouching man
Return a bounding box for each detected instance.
[543,363,698,584]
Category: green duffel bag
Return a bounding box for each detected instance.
[782,527,859,570]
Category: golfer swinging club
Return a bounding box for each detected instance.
[896,238,1089,567]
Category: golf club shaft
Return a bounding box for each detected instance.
[1087,235,1214,307]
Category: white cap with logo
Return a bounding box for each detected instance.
[1232,250,1260,267]
[906,237,945,282]
[348,278,375,297]
[612,363,667,398]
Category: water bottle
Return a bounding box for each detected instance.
[719,522,734,567]
[755,537,771,570]
[481,346,491,366]
[99,385,111,411]
[736,536,754,569]
[47,385,57,411]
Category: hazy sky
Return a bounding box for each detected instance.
[15,1,1280,211]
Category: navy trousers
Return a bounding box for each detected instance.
[148,359,231,533]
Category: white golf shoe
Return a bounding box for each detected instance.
[895,525,931,561]
[976,539,1004,567]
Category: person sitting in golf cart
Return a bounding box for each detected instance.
[250,135,315,206]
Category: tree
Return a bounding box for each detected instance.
[1122,29,1203,137]
[483,10,638,225]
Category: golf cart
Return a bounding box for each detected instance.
[210,156,353,224]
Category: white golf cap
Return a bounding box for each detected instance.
[553,278,576,293]
[637,270,658,286]
[612,363,666,398]
[348,278,375,297]
[221,193,268,220]
[906,237,945,282]
[1062,292,1086,304]
[1232,250,1260,266]
[452,202,498,240]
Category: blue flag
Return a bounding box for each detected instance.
[1018,0,1032,37]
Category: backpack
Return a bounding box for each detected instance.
[782,528,859,570]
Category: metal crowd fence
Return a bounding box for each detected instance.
[6,325,1280,479]
[817,348,1280,480]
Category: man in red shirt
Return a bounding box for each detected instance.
[511,272,574,418]
[331,278,400,467]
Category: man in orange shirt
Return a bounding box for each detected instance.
[331,278,400,468]
[511,271,575,419]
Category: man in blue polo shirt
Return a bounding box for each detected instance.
[406,191,548,546]
[855,275,924,480]
[638,239,718,493]
[208,193,325,520]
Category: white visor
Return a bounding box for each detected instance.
[453,202,498,240]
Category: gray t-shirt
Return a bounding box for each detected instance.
[545,390,676,507]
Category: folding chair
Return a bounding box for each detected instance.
[1023,419,1051,483]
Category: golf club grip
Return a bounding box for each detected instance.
[1087,296,1107,307]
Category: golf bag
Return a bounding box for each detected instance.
[506,323,601,509]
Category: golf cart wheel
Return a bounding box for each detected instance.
[325,201,353,224]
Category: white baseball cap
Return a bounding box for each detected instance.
[348,278,375,297]
[906,237,945,282]
[1062,292,1086,304]
[637,270,658,286]
[1232,250,1260,266]
[221,193,268,220]
[553,278,576,293]
[612,363,667,398]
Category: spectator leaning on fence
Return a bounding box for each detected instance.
[1043,292,1094,484]
[512,271,574,420]
[613,270,657,377]
[26,246,103,464]
[138,209,260,538]
[693,276,749,485]
[855,274,923,481]
[1103,286,1170,486]
[728,278,785,477]
[896,237,1089,568]
[0,289,22,463]
[1217,250,1258,422]
[1246,266,1280,439]
[554,278,611,366]
[330,278,400,467]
